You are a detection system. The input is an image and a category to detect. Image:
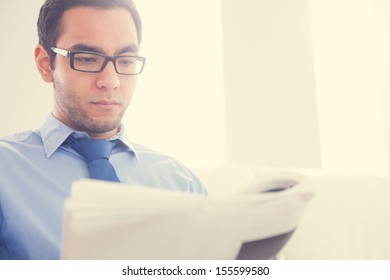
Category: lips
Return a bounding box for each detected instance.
[92,100,119,105]
[91,100,120,109]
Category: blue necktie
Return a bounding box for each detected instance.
[72,139,120,182]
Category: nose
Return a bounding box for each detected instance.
[96,60,120,91]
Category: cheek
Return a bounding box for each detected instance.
[121,77,138,101]
[56,59,95,90]
[64,73,95,98]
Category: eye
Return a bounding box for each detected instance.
[117,57,135,67]
[75,57,97,64]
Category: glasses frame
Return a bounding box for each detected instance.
[50,47,146,75]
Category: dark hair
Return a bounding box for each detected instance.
[37,0,142,69]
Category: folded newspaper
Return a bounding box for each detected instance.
[61,172,313,259]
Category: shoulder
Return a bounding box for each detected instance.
[131,143,188,169]
[0,130,36,142]
[131,143,208,195]
[0,130,40,155]
[0,131,40,181]
[0,130,38,144]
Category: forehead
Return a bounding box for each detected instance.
[56,7,138,53]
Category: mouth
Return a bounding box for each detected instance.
[91,100,120,110]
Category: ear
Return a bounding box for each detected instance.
[34,44,54,83]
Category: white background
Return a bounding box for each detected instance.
[1,0,389,175]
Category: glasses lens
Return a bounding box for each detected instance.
[72,52,144,74]
[116,56,144,75]
[73,53,104,72]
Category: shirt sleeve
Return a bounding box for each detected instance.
[0,202,14,259]
[190,171,209,195]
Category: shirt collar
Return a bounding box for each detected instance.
[108,124,140,161]
[39,114,139,160]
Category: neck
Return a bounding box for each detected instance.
[88,129,120,140]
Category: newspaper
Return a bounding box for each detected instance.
[61,174,313,259]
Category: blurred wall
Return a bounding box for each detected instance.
[0,0,388,174]
[222,0,322,168]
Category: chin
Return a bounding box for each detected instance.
[84,118,121,134]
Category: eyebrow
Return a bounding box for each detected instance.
[70,43,139,55]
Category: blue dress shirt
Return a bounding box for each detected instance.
[0,114,207,259]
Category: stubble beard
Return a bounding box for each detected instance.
[53,79,124,134]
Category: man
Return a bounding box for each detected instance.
[0,0,207,260]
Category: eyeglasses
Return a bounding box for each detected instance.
[50,47,146,75]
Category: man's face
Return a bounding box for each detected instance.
[51,7,139,139]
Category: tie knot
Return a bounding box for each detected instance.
[72,139,115,162]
